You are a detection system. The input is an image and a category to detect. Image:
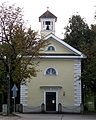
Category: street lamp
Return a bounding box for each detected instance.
[7,58,11,115]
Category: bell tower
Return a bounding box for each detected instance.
[39,9,57,37]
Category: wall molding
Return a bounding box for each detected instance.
[74,59,82,106]
[20,84,28,106]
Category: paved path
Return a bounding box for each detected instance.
[0,113,96,120]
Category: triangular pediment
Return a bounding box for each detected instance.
[40,33,85,59]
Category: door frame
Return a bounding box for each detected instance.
[44,90,58,111]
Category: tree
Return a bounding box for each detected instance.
[0,61,6,92]
[82,25,96,110]
[64,14,96,111]
[64,14,90,51]
[0,3,46,114]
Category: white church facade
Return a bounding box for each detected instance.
[20,10,85,113]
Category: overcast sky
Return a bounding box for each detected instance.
[0,0,96,38]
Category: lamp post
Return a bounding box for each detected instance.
[7,73,10,114]
[7,58,11,115]
[83,84,86,111]
[81,80,85,113]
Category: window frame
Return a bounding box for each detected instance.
[44,67,58,76]
[46,45,56,51]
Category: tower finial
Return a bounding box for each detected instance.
[47,6,49,10]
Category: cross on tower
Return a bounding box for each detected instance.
[47,6,49,10]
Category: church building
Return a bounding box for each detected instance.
[20,10,84,113]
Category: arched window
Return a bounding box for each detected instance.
[45,21,50,30]
[45,68,57,75]
[47,46,55,51]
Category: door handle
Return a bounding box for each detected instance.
[52,100,55,104]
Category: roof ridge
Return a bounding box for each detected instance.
[39,10,57,22]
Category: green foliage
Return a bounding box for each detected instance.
[64,15,90,51]
[0,3,46,91]
[82,25,96,92]
[64,14,96,95]
[0,61,7,92]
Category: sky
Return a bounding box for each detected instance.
[0,0,96,38]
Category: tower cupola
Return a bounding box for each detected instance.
[39,10,57,37]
